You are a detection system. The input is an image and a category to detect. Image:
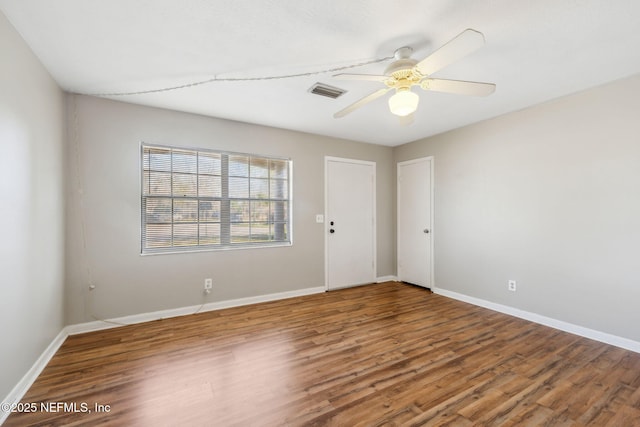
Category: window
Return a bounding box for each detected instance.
[141,144,291,254]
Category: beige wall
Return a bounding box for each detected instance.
[395,73,640,341]
[65,95,395,324]
[0,12,66,399]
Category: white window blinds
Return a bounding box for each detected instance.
[142,144,291,254]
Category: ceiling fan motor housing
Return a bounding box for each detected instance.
[384,58,419,77]
[384,57,422,90]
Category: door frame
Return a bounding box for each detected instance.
[324,156,377,291]
[397,156,435,288]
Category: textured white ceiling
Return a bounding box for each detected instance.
[2,0,640,146]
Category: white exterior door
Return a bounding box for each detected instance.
[325,157,376,290]
[397,157,433,288]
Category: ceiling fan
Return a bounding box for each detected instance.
[333,29,495,121]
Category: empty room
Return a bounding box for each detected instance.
[2,1,640,425]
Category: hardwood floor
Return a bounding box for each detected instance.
[5,282,640,426]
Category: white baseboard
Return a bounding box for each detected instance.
[67,285,326,335]
[0,329,68,425]
[376,275,398,283]
[433,287,640,354]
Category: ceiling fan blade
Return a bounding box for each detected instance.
[423,78,496,97]
[416,29,485,76]
[334,88,391,118]
[398,113,415,126]
[333,73,388,82]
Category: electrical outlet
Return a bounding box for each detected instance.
[508,280,517,292]
[204,278,212,294]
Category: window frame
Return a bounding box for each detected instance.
[140,143,293,255]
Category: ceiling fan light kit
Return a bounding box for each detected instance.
[388,88,419,116]
[333,29,496,120]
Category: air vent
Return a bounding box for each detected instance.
[308,82,347,99]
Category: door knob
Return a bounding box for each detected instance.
[330,229,335,233]
[423,229,430,234]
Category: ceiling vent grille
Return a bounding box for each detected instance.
[308,82,347,99]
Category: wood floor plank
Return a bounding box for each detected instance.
[4,282,640,426]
